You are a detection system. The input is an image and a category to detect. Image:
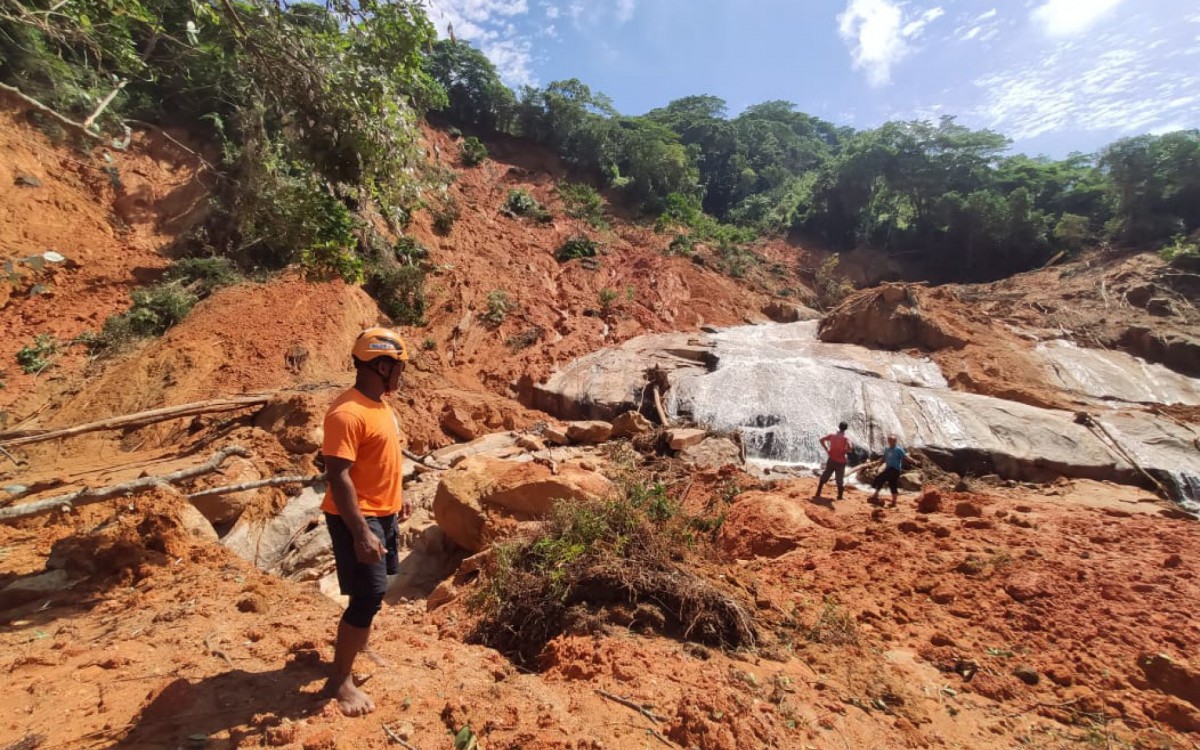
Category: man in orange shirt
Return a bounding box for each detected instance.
[321,327,412,717]
[815,421,853,501]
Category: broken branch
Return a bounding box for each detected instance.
[652,386,671,428]
[595,688,666,723]
[0,446,249,523]
[186,474,323,501]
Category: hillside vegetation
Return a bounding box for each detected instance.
[1,0,1198,301]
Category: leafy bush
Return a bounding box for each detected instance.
[1159,235,1200,262]
[16,334,59,374]
[163,257,241,296]
[301,242,364,284]
[460,136,488,166]
[505,326,542,351]
[558,182,607,228]
[815,255,853,309]
[393,236,429,265]
[502,188,550,222]
[1052,213,1092,253]
[95,284,199,352]
[667,234,694,256]
[470,490,756,666]
[481,289,510,326]
[556,235,598,262]
[366,265,427,326]
[598,287,618,314]
[432,199,460,236]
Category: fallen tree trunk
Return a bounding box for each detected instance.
[0,395,275,448]
[186,474,323,501]
[652,386,672,428]
[0,446,248,523]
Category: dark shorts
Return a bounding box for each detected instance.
[873,467,901,494]
[325,512,400,600]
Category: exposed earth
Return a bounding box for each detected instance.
[2,103,1200,750]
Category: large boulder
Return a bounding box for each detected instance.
[679,437,742,469]
[610,411,653,439]
[566,420,613,444]
[432,455,615,552]
[667,428,707,451]
[718,491,820,560]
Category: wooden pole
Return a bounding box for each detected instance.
[186,474,323,501]
[82,79,128,131]
[0,446,249,523]
[652,386,672,428]
[0,394,275,449]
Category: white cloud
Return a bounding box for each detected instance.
[615,0,637,24]
[428,0,538,85]
[973,39,1200,140]
[1030,0,1124,37]
[838,0,944,87]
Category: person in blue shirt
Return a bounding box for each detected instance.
[870,435,908,506]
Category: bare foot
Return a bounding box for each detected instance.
[362,647,391,668]
[326,674,376,717]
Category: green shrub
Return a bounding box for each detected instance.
[163,257,241,296]
[815,255,853,309]
[1159,235,1200,262]
[301,242,364,284]
[95,284,199,352]
[481,289,510,326]
[432,199,460,236]
[667,234,694,256]
[16,334,60,374]
[393,236,430,265]
[556,235,598,262]
[558,182,607,228]
[460,136,488,166]
[502,188,551,222]
[421,337,437,351]
[366,265,427,326]
[598,287,618,314]
[505,326,542,351]
[1053,213,1092,253]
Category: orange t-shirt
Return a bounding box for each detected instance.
[321,388,404,516]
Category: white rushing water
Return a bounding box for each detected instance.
[669,321,1200,507]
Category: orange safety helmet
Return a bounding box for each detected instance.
[351,327,409,364]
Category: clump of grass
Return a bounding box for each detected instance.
[481,289,510,326]
[807,596,859,646]
[16,334,60,374]
[502,188,551,222]
[556,235,597,262]
[558,182,607,228]
[505,326,542,351]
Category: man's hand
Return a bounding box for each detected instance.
[400,498,413,522]
[354,530,386,565]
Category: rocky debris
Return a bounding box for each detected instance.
[833,535,861,552]
[222,487,324,570]
[762,300,820,324]
[679,437,742,469]
[1003,572,1052,603]
[667,428,707,451]
[531,332,712,420]
[253,394,325,454]
[543,425,570,446]
[566,420,613,445]
[1147,298,1176,317]
[514,433,546,452]
[899,471,923,491]
[954,501,983,518]
[179,502,219,542]
[432,454,614,552]
[1137,653,1200,708]
[717,491,818,559]
[1125,284,1157,309]
[916,488,942,514]
[426,579,457,612]
[1120,326,1200,378]
[441,405,483,441]
[1144,697,1200,733]
[189,456,264,526]
[14,173,42,187]
[1013,666,1040,686]
[430,432,520,466]
[0,569,71,610]
[1165,554,1184,568]
[818,283,970,351]
[610,411,653,439]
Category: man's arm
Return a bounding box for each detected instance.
[819,435,830,453]
[325,456,385,565]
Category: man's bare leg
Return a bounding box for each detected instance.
[326,618,375,716]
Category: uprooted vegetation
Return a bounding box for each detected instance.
[469,481,757,667]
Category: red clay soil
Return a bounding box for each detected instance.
[4,478,1200,749]
[0,105,208,421]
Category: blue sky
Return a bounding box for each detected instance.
[424,0,1200,157]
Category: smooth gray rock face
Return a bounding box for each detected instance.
[533,321,1200,507]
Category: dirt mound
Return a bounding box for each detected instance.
[819,283,1071,409]
[0,105,206,420]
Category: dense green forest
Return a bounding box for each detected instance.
[2,0,1198,290]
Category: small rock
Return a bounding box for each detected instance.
[14,174,42,188]
[930,587,956,604]
[897,520,924,534]
[544,426,570,445]
[1004,573,1050,603]
[963,518,994,530]
[515,434,546,452]
[1165,554,1183,568]
[930,632,956,647]
[1014,666,1040,685]
[833,535,860,551]
[915,489,942,514]
[1146,298,1175,317]
[565,420,613,444]
[666,428,707,451]
[1124,283,1156,309]
[898,471,923,491]
[954,501,983,518]
[610,411,653,439]
[426,580,457,612]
